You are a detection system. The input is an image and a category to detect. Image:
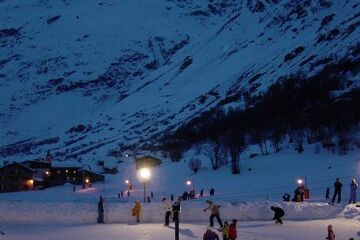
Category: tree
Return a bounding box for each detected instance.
[224,130,246,174]
[188,158,202,174]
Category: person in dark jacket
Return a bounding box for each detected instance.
[331,178,343,204]
[270,206,284,224]
[210,188,215,196]
[203,228,219,240]
[97,195,104,223]
[326,187,330,201]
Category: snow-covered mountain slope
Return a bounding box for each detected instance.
[0,0,359,161]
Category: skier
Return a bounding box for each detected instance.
[326,224,335,240]
[147,196,151,203]
[204,200,223,228]
[210,188,215,196]
[331,178,343,204]
[349,178,358,204]
[326,187,330,201]
[270,206,284,224]
[228,219,237,240]
[97,195,104,223]
[203,228,220,240]
[220,221,229,240]
[151,191,154,199]
[132,200,141,223]
[162,197,172,226]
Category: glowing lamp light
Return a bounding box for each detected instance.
[297,179,303,185]
[45,171,50,175]
[138,168,151,182]
[125,180,130,184]
[29,179,34,185]
[186,180,192,186]
[85,178,90,184]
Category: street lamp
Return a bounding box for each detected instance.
[138,168,151,203]
[297,179,303,185]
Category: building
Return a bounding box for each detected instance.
[0,162,34,192]
[135,155,161,169]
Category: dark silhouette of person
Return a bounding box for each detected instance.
[199,189,204,198]
[331,178,343,204]
[271,206,284,224]
[97,195,104,223]
[325,187,330,201]
[210,188,215,196]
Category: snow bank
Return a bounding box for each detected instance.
[1,200,358,225]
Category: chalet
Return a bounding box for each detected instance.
[50,160,83,185]
[135,155,161,169]
[0,162,34,192]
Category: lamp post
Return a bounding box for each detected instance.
[138,168,151,203]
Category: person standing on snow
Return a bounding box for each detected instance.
[210,188,215,196]
[325,187,330,201]
[326,224,335,240]
[228,219,237,240]
[331,178,343,204]
[203,228,220,240]
[97,195,104,223]
[162,197,172,226]
[349,178,358,204]
[220,221,229,240]
[270,206,285,224]
[132,200,141,223]
[203,200,223,228]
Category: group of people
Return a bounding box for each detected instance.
[327,178,358,205]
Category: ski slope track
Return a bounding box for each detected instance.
[0,0,360,162]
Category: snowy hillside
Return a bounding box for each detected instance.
[1,0,360,162]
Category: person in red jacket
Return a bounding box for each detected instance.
[228,219,237,240]
[203,228,219,240]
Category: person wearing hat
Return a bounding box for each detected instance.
[326,225,335,240]
[204,200,223,228]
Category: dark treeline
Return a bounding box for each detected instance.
[161,56,360,174]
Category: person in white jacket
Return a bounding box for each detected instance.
[162,197,172,226]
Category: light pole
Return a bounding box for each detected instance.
[138,168,151,203]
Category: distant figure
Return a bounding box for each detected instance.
[171,194,174,201]
[331,178,343,204]
[293,186,305,202]
[147,196,151,203]
[228,219,237,240]
[271,206,284,224]
[204,200,223,227]
[72,186,76,192]
[282,193,290,202]
[127,190,130,197]
[189,189,196,199]
[132,200,141,223]
[200,189,204,198]
[120,191,124,197]
[203,228,219,240]
[182,191,189,201]
[210,188,215,196]
[326,187,330,201]
[220,221,229,240]
[97,195,104,223]
[151,191,154,199]
[326,224,335,240]
[349,178,358,204]
[162,197,172,226]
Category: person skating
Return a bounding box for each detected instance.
[220,221,229,240]
[349,179,358,204]
[97,195,104,223]
[270,206,284,224]
[326,224,335,240]
[228,219,237,240]
[331,178,343,204]
[132,200,141,223]
[162,197,172,226]
[203,228,220,240]
[204,200,223,228]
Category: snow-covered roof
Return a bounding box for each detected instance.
[51,160,83,168]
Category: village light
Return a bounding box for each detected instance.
[85,178,90,184]
[125,179,130,184]
[297,179,303,185]
[45,171,50,175]
[138,168,151,203]
[186,180,191,186]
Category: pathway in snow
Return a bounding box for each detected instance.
[2,219,359,240]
